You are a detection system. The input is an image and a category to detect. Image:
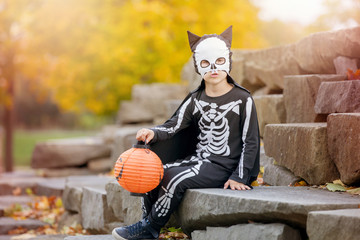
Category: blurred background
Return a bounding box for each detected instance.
[0,0,359,170]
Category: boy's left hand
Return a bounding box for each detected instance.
[224,179,251,191]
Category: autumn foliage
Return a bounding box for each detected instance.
[346,68,360,80]
[0,0,266,118]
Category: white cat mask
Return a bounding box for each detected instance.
[187,26,232,78]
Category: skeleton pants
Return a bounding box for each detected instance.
[142,160,232,231]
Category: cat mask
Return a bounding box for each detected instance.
[187,26,232,78]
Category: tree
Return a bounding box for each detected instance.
[26,0,267,117]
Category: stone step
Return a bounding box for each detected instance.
[253,94,286,138]
[177,186,360,234]
[0,217,48,235]
[0,172,44,196]
[192,223,301,240]
[327,113,360,185]
[264,123,339,185]
[0,195,33,217]
[62,175,112,213]
[0,235,67,240]
[35,178,66,197]
[64,235,113,240]
[0,170,66,197]
[307,209,360,240]
[283,74,345,123]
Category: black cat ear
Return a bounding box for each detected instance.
[187,30,201,52]
[220,25,232,48]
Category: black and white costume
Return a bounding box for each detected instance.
[144,75,260,231]
[112,26,260,240]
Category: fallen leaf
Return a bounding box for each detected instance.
[333,179,346,187]
[293,180,308,187]
[347,187,360,195]
[326,183,346,192]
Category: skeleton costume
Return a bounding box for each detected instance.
[143,26,260,232]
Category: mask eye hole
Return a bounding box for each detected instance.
[200,60,210,68]
[215,57,226,65]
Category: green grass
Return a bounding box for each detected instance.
[14,129,97,166]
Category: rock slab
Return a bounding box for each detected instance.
[253,94,286,137]
[283,74,345,123]
[31,137,111,169]
[307,209,360,240]
[105,180,142,225]
[0,217,48,234]
[64,235,113,240]
[263,123,339,185]
[314,80,360,114]
[327,113,360,185]
[263,161,301,186]
[62,176,112,213]
[81,186,117,233]
[192,223,301,240]
[177,187,360,234]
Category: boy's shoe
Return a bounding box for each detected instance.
[112,218,159,240]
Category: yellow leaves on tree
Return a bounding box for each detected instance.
[23,0,266,116]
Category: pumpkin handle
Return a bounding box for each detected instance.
[133,141,150,149]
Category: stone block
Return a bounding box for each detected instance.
[263,161,301,186]
[192,223,301,240]
[182,27,360,95]
[105,180,142,225]
[27,235,68,240]
[39,167,92,178]
[35,177,66,196]
[327,113,360,185]
[87,158,112,173]
[81,186,117,233]
[260,150,273,169]
[62,176,111,213]
[253,94,286,137]
[0,174,43,195]
[57,210,82,231]
[131,83,188,102]
[31,137,111,169]
[333,56,359,75]
[177,187,360,234]
[0,217,48,234]
[64,235,113,240]
[314,80,360,114]
[307,209,360,240]
[283,74,345,123]
[263,123,339,185]
[117,83,188,125]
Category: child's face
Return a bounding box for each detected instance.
[203,70,227,85]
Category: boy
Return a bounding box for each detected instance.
[112,26,260,240]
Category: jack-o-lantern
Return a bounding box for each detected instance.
[114,142,163,195]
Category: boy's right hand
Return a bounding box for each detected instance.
[136,128,154,144]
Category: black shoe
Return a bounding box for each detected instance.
[112,218,159,240]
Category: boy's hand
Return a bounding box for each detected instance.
[136,128,154,144]
[224,179,251,191]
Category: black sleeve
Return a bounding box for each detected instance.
[229,96,260,185]
[150,94,194,143]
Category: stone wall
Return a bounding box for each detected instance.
[176,26,359,187]
[182,26,360,95]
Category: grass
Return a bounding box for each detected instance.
[13,129,97,166]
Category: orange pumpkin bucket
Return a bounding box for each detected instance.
[114,141,164,196]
